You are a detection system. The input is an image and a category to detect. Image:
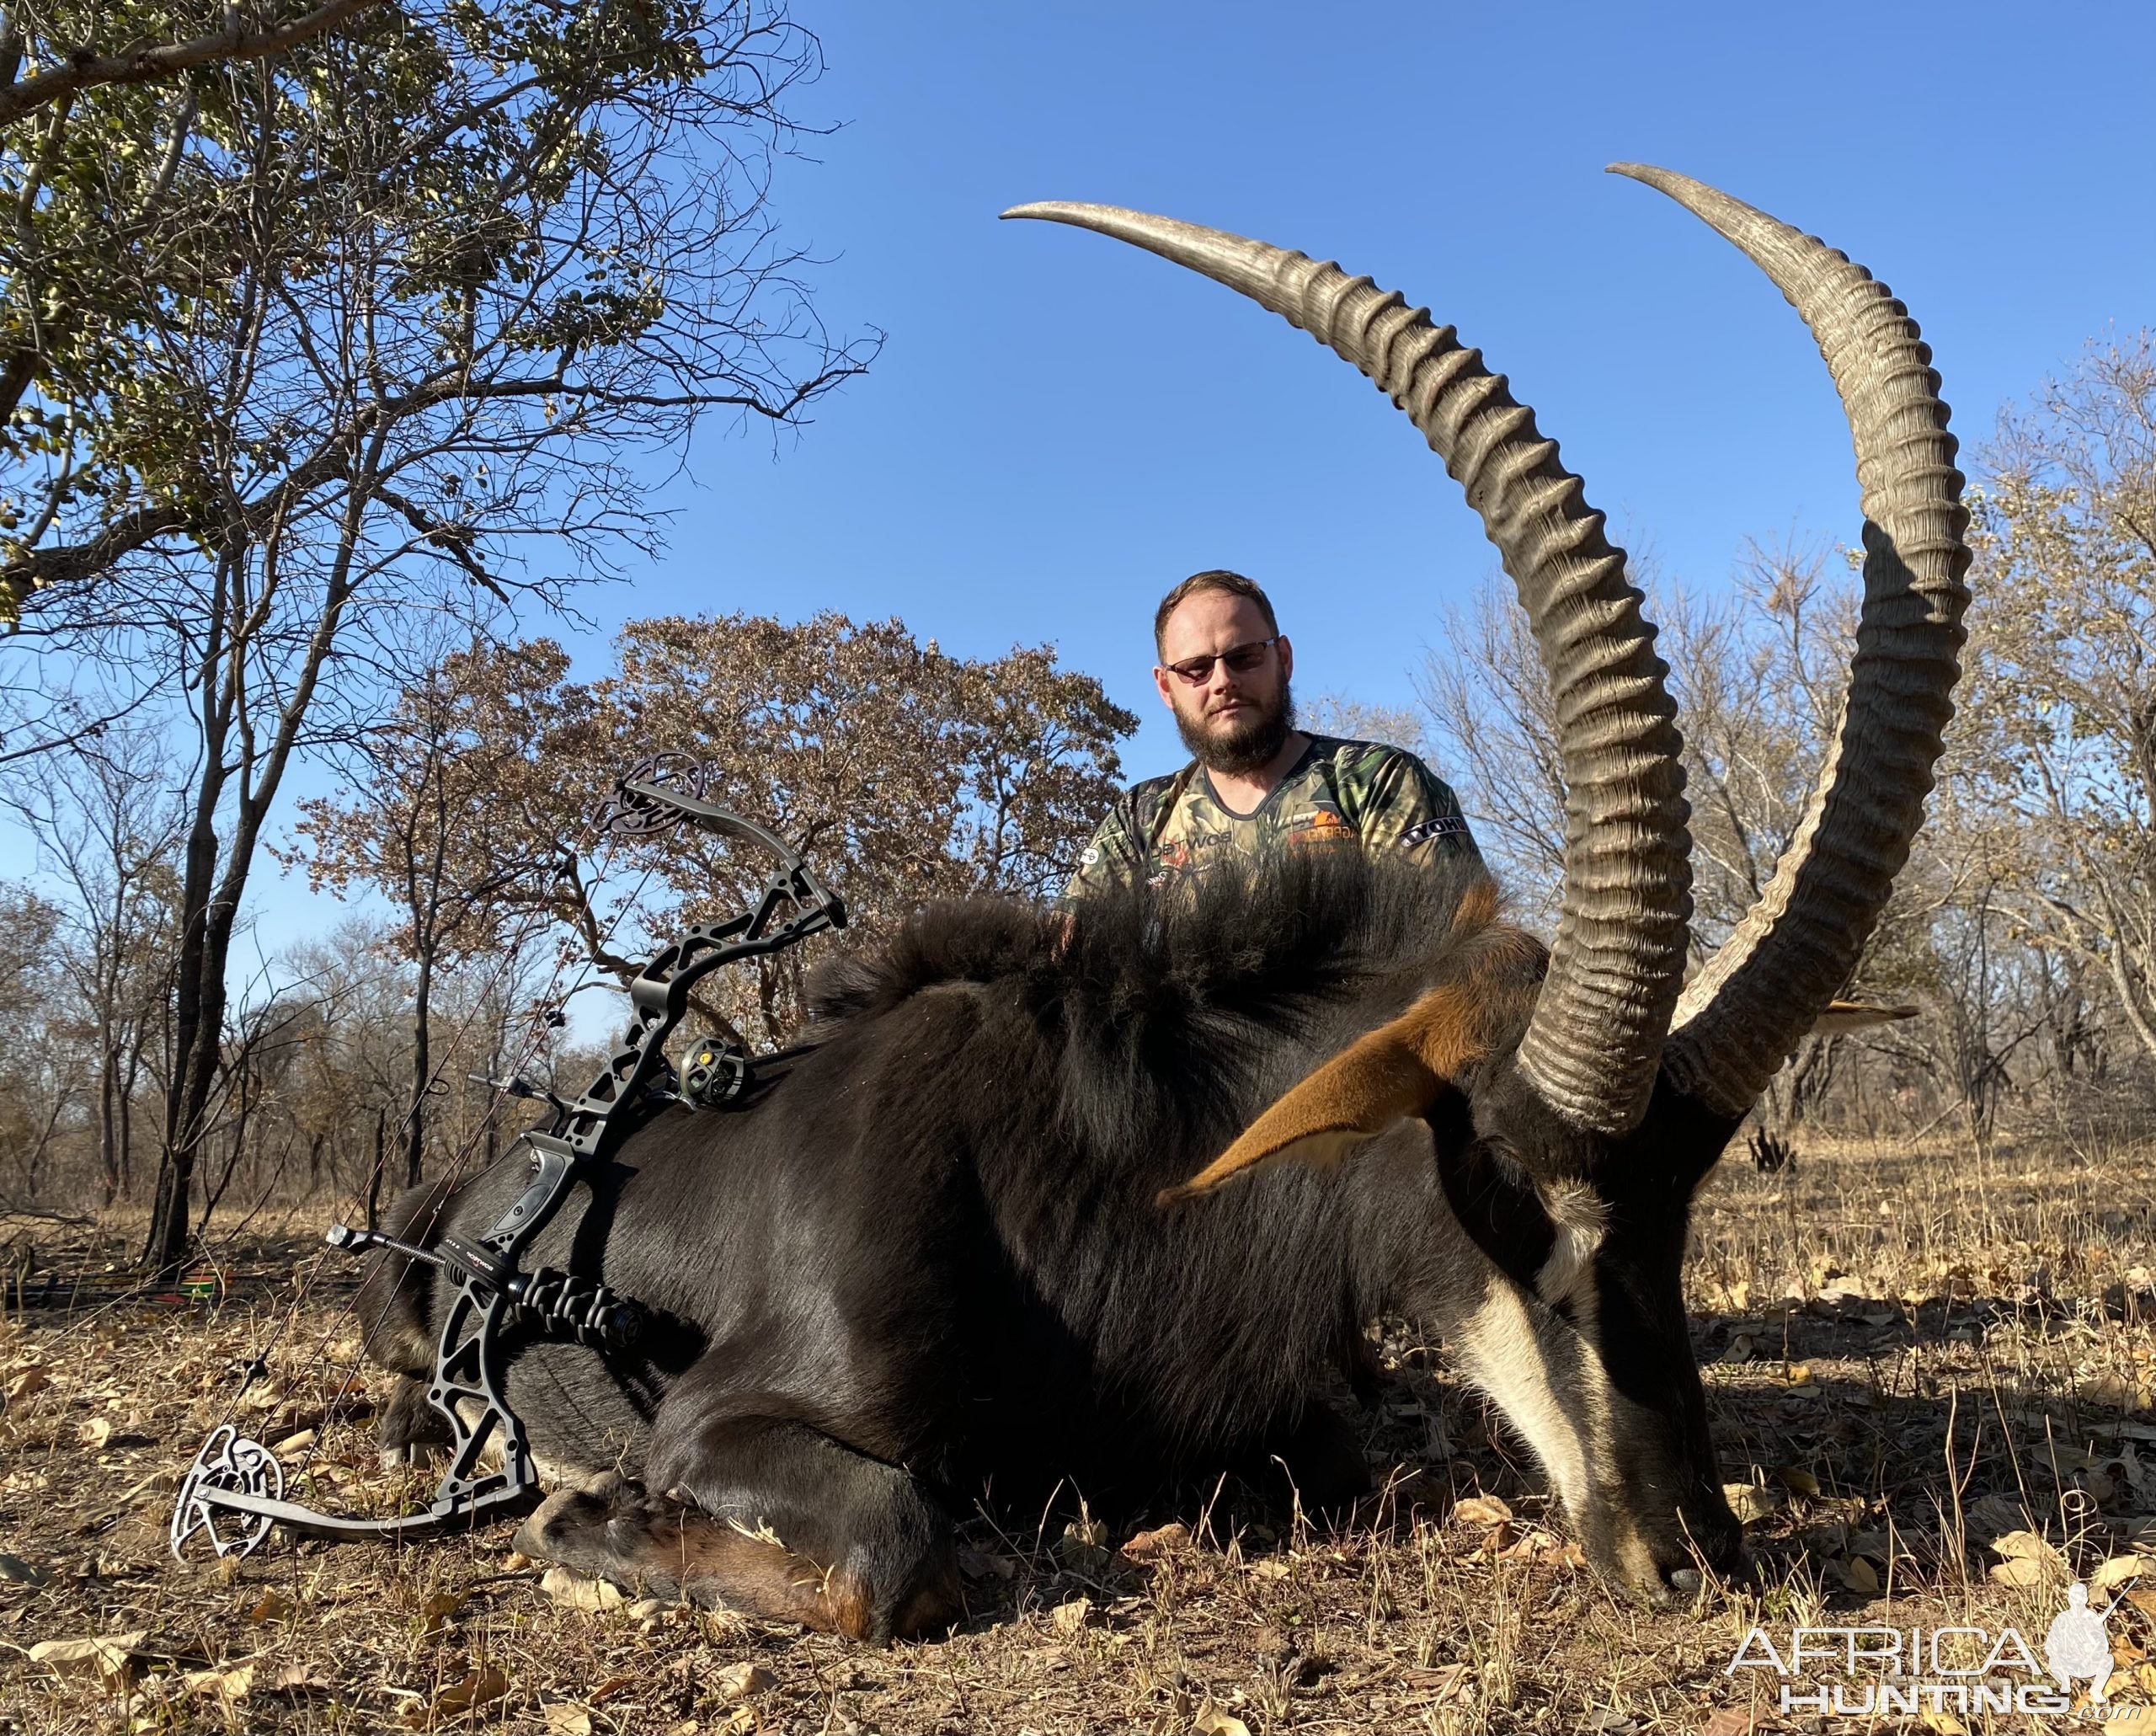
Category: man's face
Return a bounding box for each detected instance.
[1154,590,1296,775]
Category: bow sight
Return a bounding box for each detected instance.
[170,757,845,1561]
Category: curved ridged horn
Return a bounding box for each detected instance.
[1609,166,1972,1116]
[1001,200,1690,1135]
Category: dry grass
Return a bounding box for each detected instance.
[4,1129,2156,1734]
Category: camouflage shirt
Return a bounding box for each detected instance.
[1059,734,1479,903]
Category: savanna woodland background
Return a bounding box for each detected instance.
[2,0,2154,1730]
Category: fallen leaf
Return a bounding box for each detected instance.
[246,1588,295,1624]
[1700,1710,1758,1736]
[2094,1555,2147,1594]
[272,1428,318,1456]
[77,1417,112,1450]
[265,1664,336,1698]
[2085,1371,2156,1412]
[3,1366,48,1404]
[1988,1556,2054,1588]
[541,1565,627,1612]
[958,1545,1018,1581]
[1120,1523,1190,1562]
[1918,1709,1969,1736]
[408,1665,510,1723]
[1785,1363,1814,1387]
[715,1710,757,1736]
[1193,1703,1251,1736]
[1773,1466,1820,1498]
[0,1552,48,1586]
[543,1706,595,1736]
[1844,1554,1881,1594]
[180,1664,256,1701]
[1058,1518,1112,1573]
[1990,1528,2063,1562]
[28,1632,147,1684]
[419,1589,466,1633]
[1415,1663,1470,1704]
[1453,1494,1513,1527]
[1722,1483,1779,1525]
[1050,1595,1093,1637]
[713,1663,775,1701]
[2093,1708,2156,1736]
[1722,1334,1756,1364]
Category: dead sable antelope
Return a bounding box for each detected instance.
[360,165,1968,1639]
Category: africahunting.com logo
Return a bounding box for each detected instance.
[1726,1579,2152,1723]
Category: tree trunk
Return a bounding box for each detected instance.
[145,785,229,1274]
[404,946,433,1188]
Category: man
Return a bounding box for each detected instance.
[1060,570,1478,902]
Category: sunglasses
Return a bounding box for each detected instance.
[1162,637,1280,685]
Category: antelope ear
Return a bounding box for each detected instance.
[1158,985,1486,1205]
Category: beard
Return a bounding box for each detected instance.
[1176,681,1296,776]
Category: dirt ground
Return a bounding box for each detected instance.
[5,1130,2156,1734]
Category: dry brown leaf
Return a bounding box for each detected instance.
[421,1664,510,1720]
[1722,1482,1778,1525]
[543,1706,595,1736]
[1990,1528,2064,1562]
[2093,1708,2156,1736]
[1050,1595,1094,1637]
[1784,1363,1814,1387]
[540,1565,627,1612]
[28,1632,146,1683]
[1700,1710,1759,1736]
[713,1663,775,1701]
[1194,1703,1251,1736]
[714,1709,757,1736]
[1773,1466,1819,1498]
[1844,1554,1881,1594]
[1988,1555,2054,1588]
[181,1664,256,1701]
[1918,1710,1969,1736]
[957,1545,1018,1581]
[77,1416,111,1450]
[1453,1494,1513,1527]
[419,1589,467,1633]
[2094,1554,2148,1594]
[4,1365,48,1404]
[1120,1522,1190,1562]
[273,1428,318,1456]
[246,1588,295,1623]
[1057,1518,1111,1572]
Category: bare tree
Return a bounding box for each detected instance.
[0,1,874,1272]
[1960,334,2156,1061]
[0,724,181,1199]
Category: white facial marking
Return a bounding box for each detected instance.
[1534,1178,1608,1318]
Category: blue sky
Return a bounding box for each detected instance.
[8,0,2155,996]
[650,0,2153,756]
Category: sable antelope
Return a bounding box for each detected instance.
[360,165,1967,1639]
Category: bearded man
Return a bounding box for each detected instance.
[1059,569,1480,902]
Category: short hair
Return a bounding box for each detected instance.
[1153,569,1279,656]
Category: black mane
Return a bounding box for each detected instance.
[807,850,1503,1158]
